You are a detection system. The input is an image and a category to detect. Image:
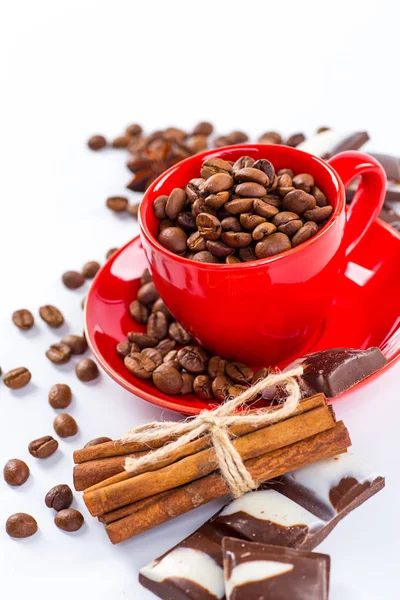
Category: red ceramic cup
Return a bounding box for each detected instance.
[139,145,386,366]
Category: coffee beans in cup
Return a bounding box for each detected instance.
[153,155,332,262]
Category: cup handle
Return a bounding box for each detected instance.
[328,151,386,255]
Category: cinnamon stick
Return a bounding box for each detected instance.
[74,394,326,465]
[105,421,350,544]
[73,452,147,491]
[98,491,171,524]
[84,402,335,517]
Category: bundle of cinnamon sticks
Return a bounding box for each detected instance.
[73,394,351,544]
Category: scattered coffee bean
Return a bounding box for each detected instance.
[127,332,158,348]
[53,413,78,438]
[155,338,176,357]
[129,300,149,324]
[147,311,168,340]
[169,322,192,344]
[127,203,140,218]
[193,121,213,136]
[84,437,112,447]
[106,196,129,212]
[75,358,99,382]
[39,305,64,328]
[46,342,72,364]
[151,298,173,320]
[29,435,59,458]
[116,341,132,358]
[12,309,34,330]
[140,268,152,285]
[82,261,101,279]
[142,348,163,368]
[225,361,253,384]
[6,513,37,538]
[138,282,159,305]
[48,383,72,409]
[3,367,31,389]
[177,346,208,374]
[152,364,183,394]
[193,374,213,399]
[62,270,85,289]
[54,509,84,532]
[125,353,156,379]
[61,334,87,355]
[106,247,118,260]
[126,123,143,136]
[212,375,232,401]
[88,135,106,150]
[3,459,30,486]
[45,484,73,511]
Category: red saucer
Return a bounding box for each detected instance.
[85,220,400,415]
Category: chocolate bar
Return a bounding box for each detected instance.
[222,538,330,600]
[297,130,369,159]
[139,454,384,599]
[371,153,400,183]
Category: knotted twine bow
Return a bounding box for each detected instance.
[121,367,303,498]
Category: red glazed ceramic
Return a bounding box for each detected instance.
[139,145,386,365]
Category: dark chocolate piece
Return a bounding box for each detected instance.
[222,537,330,600]
[371,153,400,183]
[297,130,369,159]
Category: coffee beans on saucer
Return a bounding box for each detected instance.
[154,156,332,262]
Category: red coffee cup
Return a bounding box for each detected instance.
[139,145,386,365]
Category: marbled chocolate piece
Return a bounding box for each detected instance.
[222,537,330,600]
[286,347,387,397]
[297,130,369,159]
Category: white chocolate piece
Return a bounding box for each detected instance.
[140,547,225,599]
[225,560,294,599]
[297,131,358,157]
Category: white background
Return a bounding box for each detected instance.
[0,1,399,598]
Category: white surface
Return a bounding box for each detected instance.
[0,1,399,598]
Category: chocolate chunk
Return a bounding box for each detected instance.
[371,153,400,183]
[297,130,369,159]
[222,537,330,600]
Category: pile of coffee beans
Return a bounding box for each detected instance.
[118,268,270,399]
[154,156,333,263]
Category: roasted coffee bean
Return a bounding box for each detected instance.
[255,232,292,258]
[303,205,333,223]
[204,191,230,209]
[163,349,180,367]
[159,226,188,254]
[239,246,257,262]
[106,247,118,260]
[49,383,72,409]
[253,198,279,219]
[82,261,101,279]
[292,222,319,247]
[193,374,213,399]
[126,123,143,136]
[228,384,248,398]
[177,346,208,374]
[232,156,255,172]
[147,311,168,340]
[196,213,222,240]
[193,121,213,136]
[3,459,30,486]
[278,219,303,236]
[311,186,328,207]
[221,216,242,232]
[272,211,300,227]
[106,196,128,212]
[207,356,226,378]
[277,168,294,177]
[29,436,59,458]
[169,322,192,345]
[12,309,34,330]
[234,167,270,187]
[225,197,254,214]
[62,270,85,289]
[263,193,281,207]
[141,268,152,285]
[225,362,253,384]
[159,220,175,233]
[142,348,163,368]
[84,437,112,447]
[166,188,187,220]
[53,413,78,438]
[181,373,194,394]
[212,375,231,401]
[39,305,64,328]
[127,332,158,348]
[177,211,196,231]
[252,222,277,241]
[88,135,106,150]
[191,197,217,217]
[252,367,273,384]
[221,231,252,248]
[3,367,31,389]
[206,240,234,258]
[6,513,38,538]
[257,132,282,144]
[276,173,294,197]
[151,298,173,320]
[75,357,99,382]
[252,159,275,183]
[192,251,220,263]
[226,255,241,264]
[213,135,231,147]
[239,213,266,230]
[292,173,315,193]
[203,173,234,194]
[155,338,176,357]
[286,133,306,147]
[124,352,156,379]
[129,300,149,324]
[235,182,266,198]
[45,484,73,511]
[228,131,249,143]
[282,189,316,215]
[55,509,84,532]
[185,178,206,202]
[153,195,168,219]
[61,334,87,355]
[138,282,159,305]
[46,343,72,364]
[187,135,208,153]
[112,134,131,148]
[152,364,183,394]
[201,158,233,179]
